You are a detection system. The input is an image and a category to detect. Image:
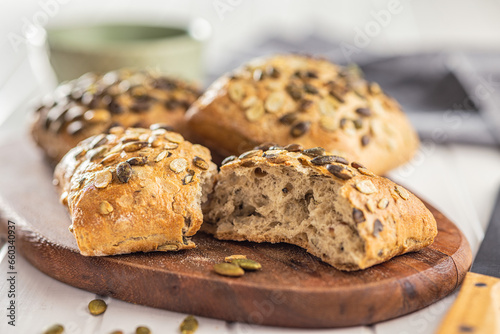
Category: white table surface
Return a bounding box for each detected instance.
[2,2,500,333]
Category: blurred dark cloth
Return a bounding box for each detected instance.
[209,34,500,146]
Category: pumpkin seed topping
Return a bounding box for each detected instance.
[361,135,371,146]
[213,262,245,277]
[356,107,372,117]
[279,112,298,125]
[326,164,353,180]
[95,170,112,188]
[358,167,375,177]
[284,143,304,152]
[88,299,107,315]
[311,155,348,165]
[170,158,188,173]
[122,141,148,152]
[254,143,276,151]
[127,156,148,166]
[221,155,237,166]
[302,147,325,157]
[239,150,262,160]
[164,132,184,143]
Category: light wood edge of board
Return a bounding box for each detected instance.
[436,272,500,334]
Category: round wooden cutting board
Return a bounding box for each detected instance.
[0,138,472,328]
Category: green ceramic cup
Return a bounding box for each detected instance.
[46,24,204,82]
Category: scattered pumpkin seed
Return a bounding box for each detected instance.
[43,324,64,334]
[290,121,311,137]
[213,263,244,277]
[311,155,348,165]
[180,315,199,334]
[127,156,148,166]
[135,326,151,334]
[228,81,245,103]
[116,162,133,183]
[122,141,148,152]
[355,180,378,194]
[165,132,184,143]
[231,258,262,271]
[221,155,237,165]
[279,112,298,125]
[326,164,353,180]
[245,102,265,122]
[88,299,107,315]
[395,186,409,200]
[366,199,377,213]
[224,254,247,262]
[353,208,366,224]
[319,116,338,132]
[155,150,169,162]
[302,147,325,157]
[378,198,390,209]
[373,219,384,237]
[95,170,112,188]
[193,156,209,170]
[284,143,303,152]
[265,91,286,113]
[170,158,188,173]
[99,201,113,215]
[239,150,262,160]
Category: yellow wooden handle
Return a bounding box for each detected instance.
[436,272,500,334]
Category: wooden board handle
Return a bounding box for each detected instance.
[436,272,500,334]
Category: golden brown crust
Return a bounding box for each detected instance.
[31,69,200,164]
[54,126,217,256]
[185,54,419,174]
[206,145,437,271]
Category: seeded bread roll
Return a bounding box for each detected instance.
[32,69,200,163]
[203,144,437,271]
[185,54,418,175]
[54,125,217,256]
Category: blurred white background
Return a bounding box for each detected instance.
[1,0,500,130]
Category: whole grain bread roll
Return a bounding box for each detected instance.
[185,54,418,174]
[32,69,200,164]
[203,144,437,271]
[54,125,217,256]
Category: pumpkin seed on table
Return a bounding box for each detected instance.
[43,324,64,334]
[136,326,151,334]
[180,315,199,334]
[230,258,262,271]
[213,262,245,277]
[88,299,107,315]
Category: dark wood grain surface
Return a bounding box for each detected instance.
[0,138,472,328]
